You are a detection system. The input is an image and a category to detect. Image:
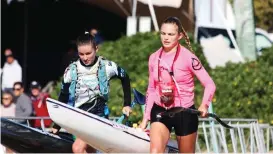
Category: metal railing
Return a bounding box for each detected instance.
[2,116,273,153]
[195,118,273,153]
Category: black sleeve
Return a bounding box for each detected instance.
[58,79,70,103]
[52,79,70,131]
[111,66,132,107]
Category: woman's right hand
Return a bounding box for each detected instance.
[50,127,59,134]
[138,119,149,131]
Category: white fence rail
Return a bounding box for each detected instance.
[195,118,273,153]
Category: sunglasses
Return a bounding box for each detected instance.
[2,97,10,100]
[13,88,21,91]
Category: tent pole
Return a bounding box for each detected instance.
[23,0,28,88]
[113,0,130,16]
[132,0,137,17]
[214,0,244,62]
[147,0,159,31]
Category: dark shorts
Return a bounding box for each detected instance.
[151,103,199,136]
[78,97,109,119]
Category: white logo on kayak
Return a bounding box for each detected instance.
[112,123,129,131]
[53,104,59,108]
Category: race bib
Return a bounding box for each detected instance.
[159,81,175,106]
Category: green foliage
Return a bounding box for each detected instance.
[50,32,273,125]
[253,0,273,32]
[50,78,62,100]
[230,0,273,32]
[209,47,273,124]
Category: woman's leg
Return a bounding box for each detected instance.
[176,132,197,153]
[72,138,96,153]
[72,101,103,153]
[173,105,199,153]
[150,122,170,153]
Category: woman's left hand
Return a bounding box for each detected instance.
[122,106,132,117]
[198,104,209,118]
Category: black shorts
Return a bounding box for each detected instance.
[78,98,109,119]
[151,103,198,136]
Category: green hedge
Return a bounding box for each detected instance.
[209,47,273,124]
[50,32,273,125]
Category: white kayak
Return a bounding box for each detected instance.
[46,98,178,153]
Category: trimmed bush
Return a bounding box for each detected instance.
[209,47,273,124]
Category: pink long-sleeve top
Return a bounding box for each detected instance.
[144,44,216,120]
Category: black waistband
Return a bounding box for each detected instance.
[153,103,195,111]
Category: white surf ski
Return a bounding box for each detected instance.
[46,98,178,153]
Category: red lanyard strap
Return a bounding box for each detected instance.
[158,45,180,81]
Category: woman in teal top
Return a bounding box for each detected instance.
[51,32,132,153]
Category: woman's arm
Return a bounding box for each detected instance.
[52,67,72,132]
[107,60,132,107]
[143,55,157,121]
[114,66,132,107]
[58,80,70,103]
[188,53,216,107]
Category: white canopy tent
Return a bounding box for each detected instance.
[6,0,247,67]
[80,0,194,33]
[137,0,183,8]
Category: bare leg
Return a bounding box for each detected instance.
[72,138,96,153]
[150,122,170,153]
[176,132,197,153]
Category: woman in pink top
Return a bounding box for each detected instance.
[139,17,216,153]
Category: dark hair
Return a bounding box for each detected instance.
[162,16,193,53]
[76,32,97,49]
[13,82,24,89]
[2,91,14,102]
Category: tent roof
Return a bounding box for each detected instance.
[80,0,194,31]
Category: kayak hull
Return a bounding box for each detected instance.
[0,118,73,153]
[46,98,178,153]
